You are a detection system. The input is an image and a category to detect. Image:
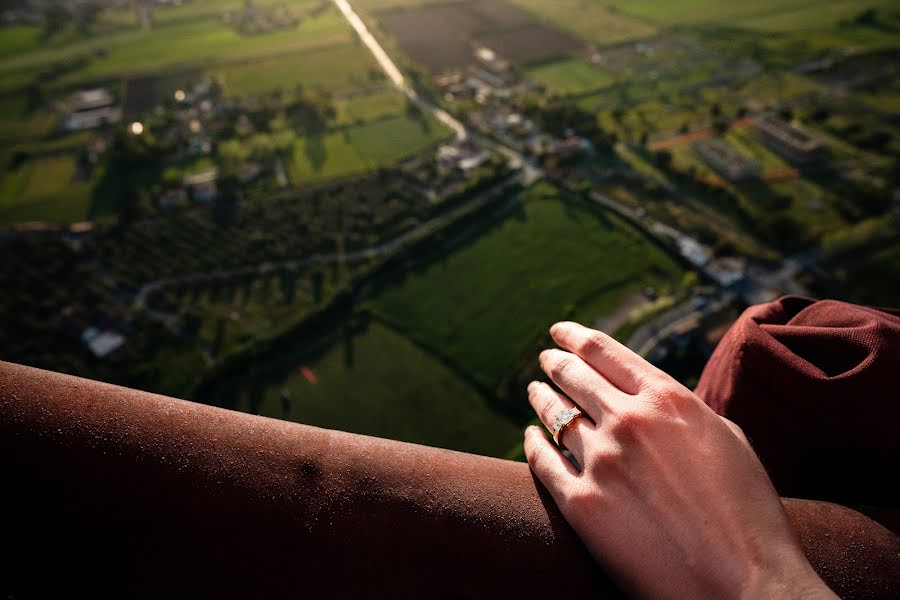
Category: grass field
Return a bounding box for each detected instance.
[210,44,382,97]
[289,113,450,183]
[334,88,406,125]
[368,183,684,389]
[526,58,617,95]
[0,154,101,226]
[0,3,354,88]
[214,320,521,456]
[836,243,900,306]
[612,0,898,29]
[509,0,657,46]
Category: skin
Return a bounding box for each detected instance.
[524,321,838,600]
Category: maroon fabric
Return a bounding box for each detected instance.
[696,296,900,505]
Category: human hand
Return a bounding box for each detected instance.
[524,322,837,599]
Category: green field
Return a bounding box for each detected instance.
[0,155,101,226]
[526,58,617,95]
[837,243,900,307]
[211,44,382,97]
[290,113,451,183]
[334,88,407,125]
[368,183,685,389]
[510,0,657,46]
[214,320,521,456]
[612,0,898,29]
[0,3,355,88]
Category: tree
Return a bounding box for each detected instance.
[43,3,71,35]
[854,8,878,25]
[654,150,673,169]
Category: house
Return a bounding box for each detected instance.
[63,88,121,131]
[693,138,759,182]
[706,256,747,288]
[81,328,126,359]
[237,162,262,183]
[159,188,189,209]
[752,115,825,164]
[183,168,219,203]
[677,236,712,268]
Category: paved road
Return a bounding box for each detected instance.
[627,291,737,357]
[332,0,466,141]
[331,0,536,176]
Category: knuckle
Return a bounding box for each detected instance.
[549,354,576,379]
[610,407,651,438]
[579,331,612,356]
[587,449,626,481]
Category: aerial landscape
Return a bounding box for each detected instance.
[1,0,898,458]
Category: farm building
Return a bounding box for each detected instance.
[693,138,760,182]
[183,168,219,203]
[752,115,826,164]
[63,89,121,131]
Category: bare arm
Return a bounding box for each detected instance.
[524,321,838,599]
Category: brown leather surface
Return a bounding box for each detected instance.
[1,360,898,599]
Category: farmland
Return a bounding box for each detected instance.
[509,0,657,47]
[207,319,521,456]
[373,0,584,74]
[526,58,617,95]
[0,155,102,225]
[0,0,446,226]
[367,183,685,390]
[611,0,899,29]
[289,112,451,184]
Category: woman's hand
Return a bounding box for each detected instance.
[524,321,836,600]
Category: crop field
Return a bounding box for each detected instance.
[375,0,583,74]
[508,0,657,47]
[212,320,521,456]
[290,113,451,183]
[210,44,382,97]
[477,25,583,64]
[368,183,684,390]
[612,0,898,30]
[526,58,617,95]
[0,154,101,226]
[334,88,406,125]
[0,2,355,89]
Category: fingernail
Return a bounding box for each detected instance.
[527,381,538,393]
[549,322,562,336]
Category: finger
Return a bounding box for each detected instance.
[539,348,626,417]
[527,381,593,464]
[550,321,666,395]
[523,426,578,503]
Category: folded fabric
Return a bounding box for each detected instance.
[696,296,900,505]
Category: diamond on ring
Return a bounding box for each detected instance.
[552,407,582,446]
